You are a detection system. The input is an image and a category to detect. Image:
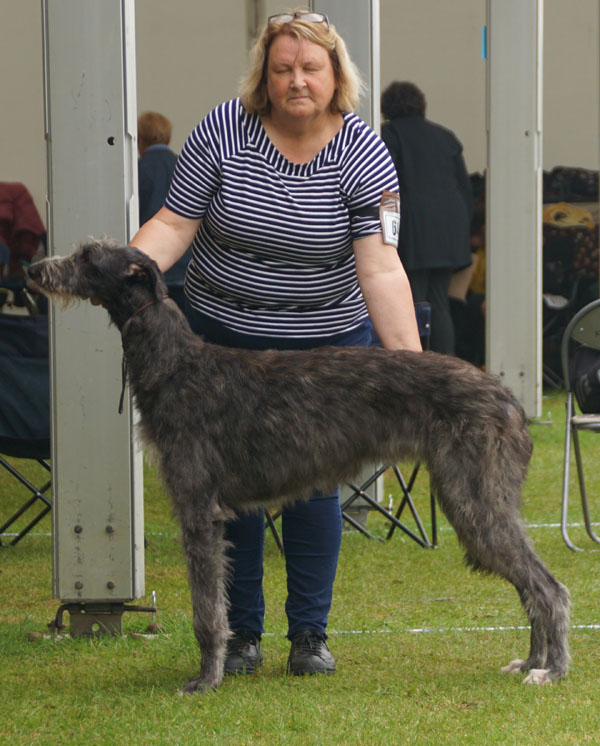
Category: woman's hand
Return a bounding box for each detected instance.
[131,207,202,273]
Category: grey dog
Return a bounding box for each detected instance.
[28,240,570,694]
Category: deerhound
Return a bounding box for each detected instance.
[28,240,570,694]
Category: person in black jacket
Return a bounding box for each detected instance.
[381,82,473,354]
[138,111,191,311]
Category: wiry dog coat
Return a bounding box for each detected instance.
[28,241,570,694]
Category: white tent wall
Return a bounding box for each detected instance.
[2,1,598,218]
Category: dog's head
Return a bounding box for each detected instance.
[27,240,168,328]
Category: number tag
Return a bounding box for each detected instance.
[379,191,400,247]
[382,212,400,246]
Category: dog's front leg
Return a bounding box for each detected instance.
[179,518,230,695]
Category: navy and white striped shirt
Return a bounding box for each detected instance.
[165,98,399,338]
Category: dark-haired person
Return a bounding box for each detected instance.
[381,81,473,354]
[131,11,420,677]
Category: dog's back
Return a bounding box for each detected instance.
[27,240,568,693]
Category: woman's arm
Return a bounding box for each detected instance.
[131,206,202,273]
[353,233,422,351]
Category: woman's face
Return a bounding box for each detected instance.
[265,33,337,123]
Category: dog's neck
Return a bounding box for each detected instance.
[120,295,168,337]
[118,294,168,413]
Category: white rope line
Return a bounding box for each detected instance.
[262,624,600,637]
[402,624,600,635]
[35,623,599,646]
[527,522,600,529]
[434,521,600,532]
[4,521,600,539]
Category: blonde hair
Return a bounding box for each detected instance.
[137,111,173,150]
[239,10,364,116]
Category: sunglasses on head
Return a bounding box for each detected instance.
[267,12,329,28]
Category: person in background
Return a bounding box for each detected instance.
[137,111,191,311]
[0,181,46,279]
[131,11,421,678]
[381,81,473,355]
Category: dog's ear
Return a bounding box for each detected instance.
[124,262,150,278]
[124,254,166,300]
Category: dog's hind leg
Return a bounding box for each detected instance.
[494,549,570,684]
[431,446,569,684]
[500,589,547,675]
[517,561,570,684]
[456,512,569,684]
[178,516,231,695]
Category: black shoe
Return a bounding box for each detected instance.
[287,630,336,675]
[224,630,263,675]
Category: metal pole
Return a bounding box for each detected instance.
[486,0,543,417]
[42,0,144,631]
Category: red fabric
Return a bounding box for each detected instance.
[0,182,45,276]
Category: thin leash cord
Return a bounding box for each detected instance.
[118,295,168,414]
[119,357,128,415]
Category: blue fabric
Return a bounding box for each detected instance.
[137,145,192,287]
[282,490,342,638]
[138,145,177,226]
[0,241,9,267]
[0,314,49,460]
[188,312,371,637]
[186,303,372,350]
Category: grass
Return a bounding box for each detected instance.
[2,390,600,745]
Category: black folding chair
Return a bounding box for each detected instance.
[560,298,600,551]
[0,313,51,546]
[340,302,436,547]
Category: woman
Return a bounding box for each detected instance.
[380,81,473,355]
[132,10,420,677]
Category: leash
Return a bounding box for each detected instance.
[118,295,168,414]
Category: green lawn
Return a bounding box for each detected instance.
[1,390,600,745]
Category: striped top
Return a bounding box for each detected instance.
[165,97,399,338]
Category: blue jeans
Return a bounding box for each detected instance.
[186,305,371,639]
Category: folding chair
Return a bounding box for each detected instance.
[340,302,436,547]
[0,313,51,546]
[560,298,600,551]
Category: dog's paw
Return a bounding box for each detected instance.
[179,675,219,696]
[501,658,527,674]
[523,668,552,685]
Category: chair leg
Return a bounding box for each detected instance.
[343,483,431,545]
[9,502,52,546]
[561,394,583,551]
[572,427,600,544]
[341,464,390,540]
[265,510,284,555]
[0,455,51,547]
[385,464,432,547]
[341,501,381,540]
[386,462,420,540]
[430,490,437,547]
[341,462,434,547]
